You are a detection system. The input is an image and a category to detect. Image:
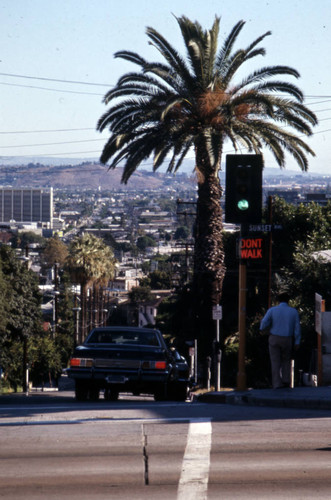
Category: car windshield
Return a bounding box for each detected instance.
[86,330,161,347]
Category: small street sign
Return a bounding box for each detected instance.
[213,305,223,320]
[248,223,283,232]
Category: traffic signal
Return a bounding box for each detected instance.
[225,154,263,224]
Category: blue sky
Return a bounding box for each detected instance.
[1,0,330,174]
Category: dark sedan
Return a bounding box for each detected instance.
[68,326,190,402]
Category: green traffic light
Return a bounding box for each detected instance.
[237,199,249,211]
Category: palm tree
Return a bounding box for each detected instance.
[97,16,317,350]
[66,234,117,342]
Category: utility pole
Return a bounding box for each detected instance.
[53,262,59,336]
[267,196,273,309]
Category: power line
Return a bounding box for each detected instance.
[305,95,331,99]
[0,128,95,135]
[305,99,331,106]
[0,72,112,87]
[0,139,104,149]
[0,81,104,96]
[313,108,331,113]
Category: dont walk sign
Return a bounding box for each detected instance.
[237,237,265,260]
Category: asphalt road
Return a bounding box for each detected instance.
[1,391,331,499]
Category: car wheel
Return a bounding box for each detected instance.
[169,383,188,402]
[154,385,167,401]
[75,381,89,401]
[105,387,119,401]
[89,386,100,401]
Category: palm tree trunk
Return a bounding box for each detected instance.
[193,172,226,356]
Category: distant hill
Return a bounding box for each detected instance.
[0,160,197,190]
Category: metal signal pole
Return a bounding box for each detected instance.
[236,255,247,391]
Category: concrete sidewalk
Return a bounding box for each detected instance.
[195,386,331,410]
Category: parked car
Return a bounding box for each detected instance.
[68,326,190,402]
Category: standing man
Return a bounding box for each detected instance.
[260,292,301,389]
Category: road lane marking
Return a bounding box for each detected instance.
[177,419,212,500]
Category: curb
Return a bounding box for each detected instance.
[195,389,331,410]
[29,387,59,392]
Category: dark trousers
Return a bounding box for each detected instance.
[269,334,292,389]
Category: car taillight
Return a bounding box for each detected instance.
[155,361,167,370]
[141,361,167,370]
[70,358,93,368]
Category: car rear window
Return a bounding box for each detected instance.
[86,330,161,347]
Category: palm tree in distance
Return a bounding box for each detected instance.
[97,16,317,351]
[66,234,117,343]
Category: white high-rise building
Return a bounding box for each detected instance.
[0,187,53,227]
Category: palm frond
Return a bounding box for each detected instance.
[146,26,194,88]
[114,50,146,66]
[216,20,245,70]
[177,15,220,86]
[234,65,301,96]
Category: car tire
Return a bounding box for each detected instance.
[89,386,100,401]
[105,387,119,401]
[168,383,188,402]
[75,381,89,401]
[154,384,167,401]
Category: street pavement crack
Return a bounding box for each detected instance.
[142,424,149,486]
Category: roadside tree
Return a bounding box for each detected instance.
[0,246,44,391]
[270,198,331,269]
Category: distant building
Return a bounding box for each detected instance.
[138,297,163,327]
[304,193,330,206]
[266,189,301,204]
[0,187,53,227]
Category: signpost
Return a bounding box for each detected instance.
[213,305,222,391]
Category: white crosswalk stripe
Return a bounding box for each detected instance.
[177,419,212,500]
